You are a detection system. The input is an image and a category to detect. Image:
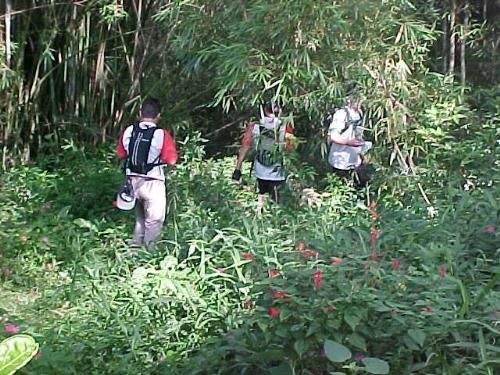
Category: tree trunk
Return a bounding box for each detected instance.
[449,0,457,76]
[461,1,469,85]
[442,14,449,73]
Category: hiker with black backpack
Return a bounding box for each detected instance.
[231,101,295,206]
[116,97,178,249]
[325,92,372,188]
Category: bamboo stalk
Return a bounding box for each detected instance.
[5,0,12,66]
[460,1,469,86]
[449,0,457,76]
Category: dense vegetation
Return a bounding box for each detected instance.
[1,1,499,374]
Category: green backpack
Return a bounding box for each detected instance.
[254,123,285,167]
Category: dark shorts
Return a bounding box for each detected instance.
[256,179,284,202]
[332,164,371,188]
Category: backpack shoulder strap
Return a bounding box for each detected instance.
[339,107,351,135]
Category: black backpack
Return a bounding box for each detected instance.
[126,124,162,174]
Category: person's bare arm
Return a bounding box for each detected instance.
[235,145,250,171]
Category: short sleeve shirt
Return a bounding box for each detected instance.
[327,107,363,170]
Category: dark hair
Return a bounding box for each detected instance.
[141,97,161,118]
[262,101,281,115]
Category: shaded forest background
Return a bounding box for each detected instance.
[0,0,499,168]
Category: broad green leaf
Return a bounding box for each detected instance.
[408,329,426,347]
[324,340,351,363]
[347,332,367,351]
[362,357,390,374]
[344,313,360,331]
[268,361,293,375]
[0,334,39,375]
[293,339,308,357]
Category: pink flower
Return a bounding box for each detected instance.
[391,259,400,271]
[355,353,366,362]
[313,270,323,288]
[34,350,41,360]
[268,307,280,318]
[331,257,342,266]
[422,306,433,314]
[243,300,254,309]
[271,291,287,300]
[40,237,49,244]
[485,225,496,234]
[368,201,377,212]
[439,264,448,277]
[241,252,255,261]
[371,213,381,220]
[295,241,306,251]
[369,228,380,245]
[216,267,225,273]
[4,324,19,334]
[369,251,378,261]
[268,269,279,278]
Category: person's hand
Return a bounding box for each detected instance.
[231,169,242,183]
[348,139,364,147]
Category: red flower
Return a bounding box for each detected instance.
[4,324,19,334]
[241,252,255,261]
[369,251,378,261]
[422,306,433,314]
[300,249,318,259]
[268,269,279,278]
[295,241,306,251]
[368,201,377,212]
[331,257,342,266]
[243,300,254,309]
[391,259,400,271]
[439,264,448,277]
[485,225,496,234]
[313,270,323,288]
[369,228,380,245]
[272,291,287,300]
[268,307,280,318]
[355,353,366,362]
[371,213,381,220]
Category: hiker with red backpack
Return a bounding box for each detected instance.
[232,101,295,206]
[116,98,178,249]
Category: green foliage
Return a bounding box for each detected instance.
[0,335,39,375]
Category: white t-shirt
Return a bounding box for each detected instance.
[327,107,370,170]
[252,117,287,181]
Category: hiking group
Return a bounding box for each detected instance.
[116,91,372,249]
